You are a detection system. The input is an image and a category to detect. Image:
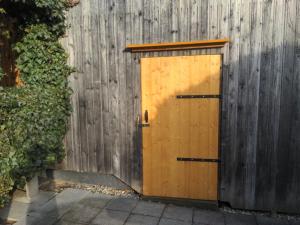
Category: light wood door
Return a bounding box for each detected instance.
[141,55,221,200]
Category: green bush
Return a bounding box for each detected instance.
[0,0,73,207]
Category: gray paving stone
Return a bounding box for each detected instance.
[132,201,166,217]
[193,209,225,225]
[192,223,220,225]
[61,204,101,223]
[125,214,159,225]
[55,188,90,201]
[76,192,112,209]
[0,190,58,221]
[0,191,57,221]
[37,188,89,218]
[14,211,58,225]
[54,220,87,225]
[105,197,138,212]
[162,205,193,222]
[91,209,130,225]
[159,218,192,225]
[224,212,257,225]
[12,190,56,206]
[0,201,31,221]
[290,219,300,225]
[192,223,210,225]
[256,215,289,225]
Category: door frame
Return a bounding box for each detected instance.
[138,53,224,202]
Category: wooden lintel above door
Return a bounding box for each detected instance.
[126,38,229,53]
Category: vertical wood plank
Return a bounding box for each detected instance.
[130,0,143,191]
[243,0,262,209]
[288,0,300,210]
[236,0,252,208]
[207,0,219,54]
[255,0,275,210]
[276,0,298,213]
[160,0,172,43]
[91,0,105,173]
[223,0,241,206]
[219,0,230,200]
[125,0,133,186]
[84,2,97,172]
[76,3,86,172]
[100,0,112,173]
[62,9,75,171]
[107,0,121,177]
[171,0,179,43]
[115,0,127,182]
[190,0,198,40]
[178,0,190,55]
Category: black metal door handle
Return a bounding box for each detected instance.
[144,110,149,123]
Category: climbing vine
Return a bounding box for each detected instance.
[0,0,74,207]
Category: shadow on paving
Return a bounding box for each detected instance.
[0,188,87,225]
[0,186,297,225]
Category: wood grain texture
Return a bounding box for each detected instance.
[62,0,300,213]
[141,55,221,200]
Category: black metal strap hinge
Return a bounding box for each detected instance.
[177,157,220,163]
[176,95,221,99]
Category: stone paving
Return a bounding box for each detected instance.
[0,188,298,225]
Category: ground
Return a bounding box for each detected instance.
[0,187,299,225]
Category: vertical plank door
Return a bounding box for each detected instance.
[141,55,221,200]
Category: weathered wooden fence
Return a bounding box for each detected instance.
[61,0,300,213]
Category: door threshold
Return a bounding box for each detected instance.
[140,195,219,211]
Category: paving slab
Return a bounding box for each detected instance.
[1,188,294,225]
[76,192,112,209]
[162,205,193,222]
[91,209,130,225]
[14,211,58,225]
[54,188,90,201]
[125,214,160,225]
[54,220,88,225]
[0,201,31,221]
[290,220,300,225]
[0,191,57,222]
[61,204,101,224]
[36,188,89,219]
[12,190,56,205]
[132,201,166,217]
[159,218,192,225]
[256,215,290,225]
[224,212,257,225]
[105,197,138,212]
[193,209,225,225]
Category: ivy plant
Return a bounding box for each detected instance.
[0,0,74,207]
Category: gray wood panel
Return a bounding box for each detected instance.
[62,0,300,213]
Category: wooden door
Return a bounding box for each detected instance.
[141,55,221,200]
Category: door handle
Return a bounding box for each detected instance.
[138,110,150,127]
[144,110,149,123]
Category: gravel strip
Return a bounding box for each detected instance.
[39,179,138,198]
